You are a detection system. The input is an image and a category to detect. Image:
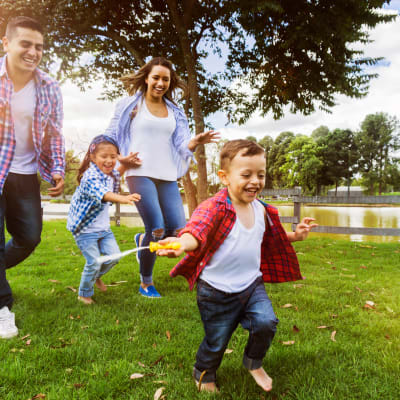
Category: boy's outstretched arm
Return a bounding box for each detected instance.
[156,233,199,257]
[287,217,318,242]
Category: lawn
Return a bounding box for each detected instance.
[1,221,399,399]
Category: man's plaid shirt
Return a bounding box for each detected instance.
[170,188,302,290]
[0,55,65,194]
[67,163,120,238]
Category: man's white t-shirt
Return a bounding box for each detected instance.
[10,79,38,174]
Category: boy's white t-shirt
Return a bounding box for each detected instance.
[9,79,38,174]
[80,177,113,234]
[200,200,265,293]
[126,100,177,181]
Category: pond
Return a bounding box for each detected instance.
[277,204,400,243]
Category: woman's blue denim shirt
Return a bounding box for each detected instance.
[104,93,195,178]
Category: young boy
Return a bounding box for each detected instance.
[157,139,317,393]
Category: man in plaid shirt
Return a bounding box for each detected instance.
[0,17,65,339]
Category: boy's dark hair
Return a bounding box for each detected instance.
[220,139,265,170]
[5,16,43,40]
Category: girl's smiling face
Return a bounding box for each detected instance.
[90,143,119,175]
[145,65,171,99]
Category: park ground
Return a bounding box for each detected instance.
[0,221,399,400]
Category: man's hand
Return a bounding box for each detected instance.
[48,174,64,197]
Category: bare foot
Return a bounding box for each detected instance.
[78,296,95,305]
[248,367,273,392]
[195,379,219,393]
[95,278,107,292]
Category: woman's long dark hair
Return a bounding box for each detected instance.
[120,57,187,103]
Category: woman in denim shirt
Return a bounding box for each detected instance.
[104,57,219,298]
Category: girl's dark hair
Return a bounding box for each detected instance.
[120,57,187,103]
[77,135,119,183]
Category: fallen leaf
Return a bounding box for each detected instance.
[331,314,338,319]
[331,267,337,270]
[317,326,328,329]
[66,286,77,292]
[25,339,32,346]
[293,284,304,288]
[65,368,73,374]
[384,334,391,340]
[331,331,337,342]
[224,348,233,354]
[292,325,300,333]
[116,320,119,325]
[365,300,375,307]
[104,371,109,377]
[69,315,74,320]
[138,362,146,367]
[74,383,84,389]
[21,334,30,340]
[130,373,145,380]
[153,380,168,384]
[282,341,295,345]
[385,306,394,313]
[152,343,157,349]
[154,387,165,400]
[280,304,293,308]
[355,286,362,292]
[363,303,375,310]
[39,262,47,266]
[359,265,367,269]
[48,279,61,284]
[81,325,89,330]
[341,268,349,271]
[166,331,171,341]
[151,356,164,366]
[31,395,46,399]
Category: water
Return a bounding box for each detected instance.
[277,204,400,243]
[42,202,400,243]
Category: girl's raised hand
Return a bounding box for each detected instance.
[123,193,141,205]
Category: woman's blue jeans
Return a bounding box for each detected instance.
[0,173,42,310]
[193,277,279,383]
[126,176,186,284]
[75,230,120,297]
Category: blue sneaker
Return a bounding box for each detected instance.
[134,233,142,264]
[139,285,162,298]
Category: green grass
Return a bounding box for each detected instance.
[1,221,399,399]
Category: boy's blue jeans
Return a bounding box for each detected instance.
[126,176,186,284]
[75,230,120,297]
[193,277,279,384]
[0,173,42,310]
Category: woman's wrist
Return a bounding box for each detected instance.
[188,138,198,152]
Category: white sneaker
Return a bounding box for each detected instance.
[0,306,19,339]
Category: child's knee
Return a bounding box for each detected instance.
[255,315,279,335]
[151,228,164,240]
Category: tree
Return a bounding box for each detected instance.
[281,135,323,194]
[315,128,358,195]
[1,0,394,210]
[258,135,274,189]
[268,131,295,187]
[356,113,400,194]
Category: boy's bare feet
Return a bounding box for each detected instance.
[248,367,273,392]
[78,296,95,305]
[195,379,219,393]
[95,278,107,292]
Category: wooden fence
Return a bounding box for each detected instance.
[42,190,400,236]
[262,189,400,237]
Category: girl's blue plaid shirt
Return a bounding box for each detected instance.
[67,163,120,238]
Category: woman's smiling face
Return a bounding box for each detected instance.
[145,65,171,99]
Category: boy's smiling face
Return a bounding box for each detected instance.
[218,149,266,206]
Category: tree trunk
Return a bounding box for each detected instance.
[166,0,209,209]
[182,172,198,216]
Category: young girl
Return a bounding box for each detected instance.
[67,135,141,304]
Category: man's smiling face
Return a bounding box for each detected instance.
[3,27,44,77]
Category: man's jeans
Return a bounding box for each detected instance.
[126,176,186,284]
[75,230,120,297]
[0,173,42,310]
[193,277,279,383]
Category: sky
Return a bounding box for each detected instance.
[62,3,400,154]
